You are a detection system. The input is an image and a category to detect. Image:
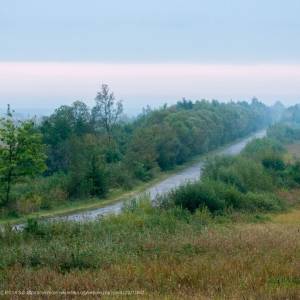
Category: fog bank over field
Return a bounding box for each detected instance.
[1,63,300,116]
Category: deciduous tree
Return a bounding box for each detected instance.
[0,108,47,206]
[92,84,123,141]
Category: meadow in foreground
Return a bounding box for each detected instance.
[0,198,299,299]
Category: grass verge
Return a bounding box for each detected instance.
[0,199,299,299]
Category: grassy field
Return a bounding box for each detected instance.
[0,195,299,299]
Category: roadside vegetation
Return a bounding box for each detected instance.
[0,120,300,298]
[159,128,300,214]
[1,201,299,299]
[0,88,270,219]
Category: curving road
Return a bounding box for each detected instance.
[51,129,266,223]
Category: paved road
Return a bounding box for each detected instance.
[52,129,266,223]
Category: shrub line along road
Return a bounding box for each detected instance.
[45,129,266,224]
[10,130,266,230]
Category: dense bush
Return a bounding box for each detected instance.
[289,162,300,183]
[203,156,274,192]
[162,137,296,214]
[7,173,69,214]
[267,123,300,143]
[166,180,226,213]
[163,179,283,214]
[242,137,284,161]
[242,192,283,212]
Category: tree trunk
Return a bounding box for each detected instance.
[5,169,12,206]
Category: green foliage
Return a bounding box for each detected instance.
[166,180,226,213]
[242,192,284,212]
[267,123,300,143]
[0,194,285,277]
[0,198,191,271]
[0,111,47,207]
[66,134,108,198]
[92,84,123,138]
[124,127,159,181]
[128,99,270,173]
[289,162,300,183]
[203,156,274,192]
[6,173,69,213]
[24,218,44,236]
[193,207,213,225]
[262,156,285,171]
[282,104,300,124]
[42,96,270,187]
[163,136,294,215]
[164,178,284,214]
[40,101,93,173]
[242,137,284,162]
[35,173,69,209]
[1,91,272,216]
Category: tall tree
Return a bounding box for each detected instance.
[40,101,92,173]
[92,84,123,140]
[0,108,47,206]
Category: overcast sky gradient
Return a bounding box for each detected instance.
[1,0,300,115]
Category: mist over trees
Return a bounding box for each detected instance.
[0,86,276,216]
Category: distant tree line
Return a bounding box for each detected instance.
[0,85,272,216]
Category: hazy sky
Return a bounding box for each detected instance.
[1,0,300,115]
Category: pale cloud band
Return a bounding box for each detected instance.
[0,62,300,115]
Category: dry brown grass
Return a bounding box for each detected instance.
[277,189,300,207]
[272,208,300,225]
[2,218,300,299]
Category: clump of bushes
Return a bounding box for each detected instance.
[267,123,300,143]
[242,137,284,162]
[202,156,274,193]
[166,180,226,213]
[163,179,284,214]
[8,173,69,215]
[160,137,295,215]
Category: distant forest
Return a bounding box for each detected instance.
[0,85,294,216]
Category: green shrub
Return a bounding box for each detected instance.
[262,155,285,171]
[24,218,47,237]
[267,123,300,143]
[67,166,108,199]
[108,163,135,190]
[193,207,213,225]
[15,194,42,214]
[288,162,300,184]
[164,176,284,214]
[242,192,284,212]
[37,173,69,209]
[167,180,226,213]
[9,173,69,213]
[203,156,274,193]
[242,137,284,162]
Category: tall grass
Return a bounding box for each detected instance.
[0,198,299,298]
